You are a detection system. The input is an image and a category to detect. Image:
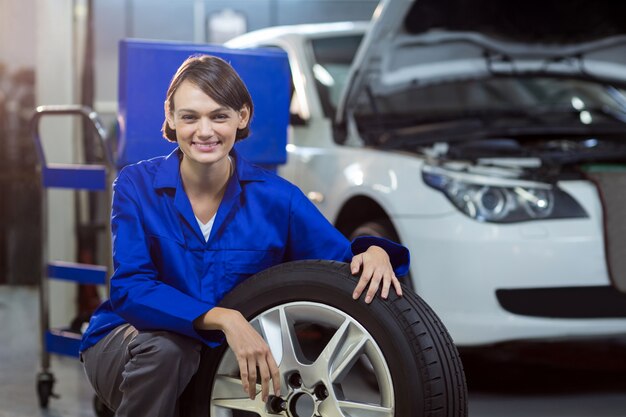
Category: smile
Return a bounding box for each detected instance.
[192,141,221,151]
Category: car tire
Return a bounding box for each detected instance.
[350,219,398,241]
[182,260,467,417]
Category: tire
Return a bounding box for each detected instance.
[350,219,398,242]
[183,260,467,417]
[350,218,415,291]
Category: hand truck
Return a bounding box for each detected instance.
[31,105,114,409]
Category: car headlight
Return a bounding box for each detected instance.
[422,168,588,223]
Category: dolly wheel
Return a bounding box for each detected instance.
[36,372,58,408]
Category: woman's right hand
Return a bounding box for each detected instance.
[194,307,281,402]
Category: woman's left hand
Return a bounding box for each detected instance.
[351,245,403,303]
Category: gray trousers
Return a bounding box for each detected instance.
[82,323,203,417]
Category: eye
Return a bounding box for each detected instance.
[180,114,197,121]
[213,113,229,121]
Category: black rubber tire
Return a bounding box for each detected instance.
[350,218,415,291]
[184,260,467,417]
[350,219,399,242]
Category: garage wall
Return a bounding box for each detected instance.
[0,0,39,286]
[93,0,379,117]
[0,0,37,73]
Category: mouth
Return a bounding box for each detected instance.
[192,140,221,151]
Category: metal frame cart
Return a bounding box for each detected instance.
[31,105,114,408]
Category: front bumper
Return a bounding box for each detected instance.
[394,214,626,346]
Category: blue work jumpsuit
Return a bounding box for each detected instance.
[80,147,410,415]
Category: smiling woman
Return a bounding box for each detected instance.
[78,54,410,417]
[162,56,253,224]
[169,81,249,168]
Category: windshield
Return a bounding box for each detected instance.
[353,77,626,144]
[310,34,363,119]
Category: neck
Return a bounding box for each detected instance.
[180,155,232,197]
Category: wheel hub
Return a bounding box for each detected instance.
[267,374,327,417]
[289,392,316,417]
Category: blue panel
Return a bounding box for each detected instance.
[43,165,107,191]
[117,39,290,169]
[45,329,81,358]
[47,261,107,285]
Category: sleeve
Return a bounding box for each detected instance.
[108,171,219,344]
[285,187,410,276]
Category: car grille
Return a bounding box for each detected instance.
[587,169,626,293]
[496,286,626,318]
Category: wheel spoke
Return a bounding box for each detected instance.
[212,375,265,413]
[212,397,265,414]
[277,306,301,368]
[314,318,367,383]
[252,306,301,369]
[253,308,284,366]
[337,400,394,417]
[329,335,368,383]
[212,374,251,399]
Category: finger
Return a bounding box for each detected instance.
[257,357,271,402]
[238,357,249,395]
[381,272,392,299]
[360,258,375,279]
[365,270,383,303]
[267,353,281,396]
[392,275,403,297]
[247,357,257,400]
[353,274,370,300]
[350,253,363,275]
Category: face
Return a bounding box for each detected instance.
[167,80,250,168]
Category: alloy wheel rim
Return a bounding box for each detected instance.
[210,301,395,416]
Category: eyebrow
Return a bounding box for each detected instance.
[176,107,231,114]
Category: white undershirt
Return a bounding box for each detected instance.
[195,156,232,242]
[195,214,216,242]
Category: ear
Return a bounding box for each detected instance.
[164,101,175,130]
[238,105,251,129]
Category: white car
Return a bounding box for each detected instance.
[227,0,626,346]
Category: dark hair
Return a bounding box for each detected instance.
[162,54,254,142]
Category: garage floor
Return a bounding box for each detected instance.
[1,286,625,417]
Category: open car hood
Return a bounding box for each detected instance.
[337,0,626,123]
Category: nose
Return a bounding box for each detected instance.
[197,117,214,138]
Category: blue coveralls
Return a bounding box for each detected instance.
[80,147,410,416]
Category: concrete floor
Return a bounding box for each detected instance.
[0,287,93,417]
[1,285,625,417]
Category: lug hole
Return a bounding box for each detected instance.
[288,372,303,388]
[314,383,328,400]
[266,395,286,414]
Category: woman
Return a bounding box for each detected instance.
[80,54,409,417]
